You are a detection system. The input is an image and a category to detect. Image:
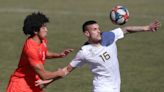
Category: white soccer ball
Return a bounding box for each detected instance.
[110,5,129,25]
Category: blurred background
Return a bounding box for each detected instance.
[0,0,164,92]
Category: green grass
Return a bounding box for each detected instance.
[0,0,164,92]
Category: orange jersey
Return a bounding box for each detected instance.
[7,37,48,92]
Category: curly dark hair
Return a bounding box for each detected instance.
[23,12,49,35]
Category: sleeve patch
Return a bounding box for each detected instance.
[101,32,115,46]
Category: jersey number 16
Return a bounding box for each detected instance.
[99,52,110,62]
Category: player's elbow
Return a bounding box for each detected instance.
[122,26,137,34]
[122,27,129,34]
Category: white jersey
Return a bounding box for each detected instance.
[70,28,124,92]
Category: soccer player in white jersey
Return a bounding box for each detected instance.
[36,20,160,92]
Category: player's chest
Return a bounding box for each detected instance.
[38,45,47,61]
[85,46,116,64]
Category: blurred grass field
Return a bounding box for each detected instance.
[0,0,164,92]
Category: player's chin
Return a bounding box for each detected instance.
[98,40,101,43]
[43,34,48,37]
[95,39,101,43]
[40,35,47,39]
[98,37,101,41]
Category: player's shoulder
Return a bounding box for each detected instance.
[101,31,115,37]
[76,44,91,57]
[101,31,115,46]
[79,42,92,52]
[25,38,34,46]
[23,37,38,51]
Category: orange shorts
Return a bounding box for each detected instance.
[6,76,44,92]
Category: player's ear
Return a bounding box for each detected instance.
[34,31,38,35]
[84,31,90,37]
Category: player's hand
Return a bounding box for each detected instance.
[57,68,67,77]
[59,48,74,58]
[148,20,161,32]
[35,79,53,89]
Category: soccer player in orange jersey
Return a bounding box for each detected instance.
[6,12,73,92]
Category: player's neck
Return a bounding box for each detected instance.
[88,41,101,47]
[91,43,101,47]
[31,35,42,44]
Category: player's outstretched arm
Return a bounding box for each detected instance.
[62,64,75,75]
[35,64,74,87]
[122,20,161,34]
[32,63,66,80]
[46,48,74,59]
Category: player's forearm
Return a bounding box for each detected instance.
[35,77,60,87]
[62,64,74,76]
[42,65,72,80]
[39,70,64,80]
[33,64,65,80]
[46,49,73,59]
[46,52,63,59]
[35,64,74,87]
[122,26,149,34]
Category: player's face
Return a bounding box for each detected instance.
[85,24,101,43]
[38,24,48,39]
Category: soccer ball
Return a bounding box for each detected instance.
[110,5,129,25]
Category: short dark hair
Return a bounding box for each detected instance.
[82,20,97,32]
[23,12,49,35]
